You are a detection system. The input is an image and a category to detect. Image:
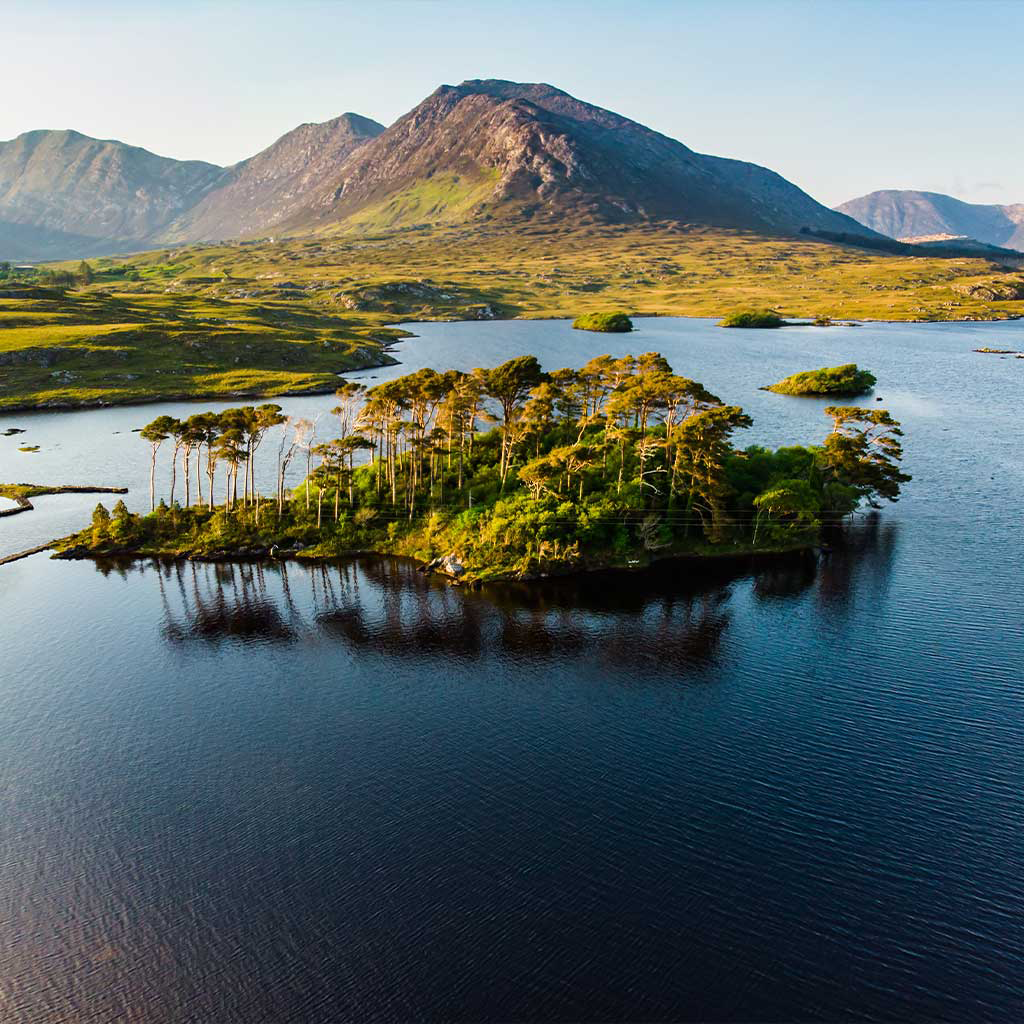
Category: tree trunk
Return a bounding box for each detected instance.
[170,445,179,507]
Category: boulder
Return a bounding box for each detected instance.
[423,552,465,578]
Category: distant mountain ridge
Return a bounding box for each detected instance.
[0,129,222,259]
[836,189,1024,250]
[1,80,877,260]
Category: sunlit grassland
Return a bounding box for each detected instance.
[0,288,405,411]
[4,222,1020,411]
[339,170,503,232]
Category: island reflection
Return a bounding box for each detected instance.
[102,520,899,675]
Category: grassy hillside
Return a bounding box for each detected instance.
[2,222,1021,411]
[0,285,406,410]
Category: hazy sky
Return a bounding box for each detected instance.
[3,0,1022,208]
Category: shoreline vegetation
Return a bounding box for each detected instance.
[764,364,877,396]
[52,352,910,583]
[2,222,1023,413]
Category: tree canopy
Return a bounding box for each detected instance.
[80,353,911,580]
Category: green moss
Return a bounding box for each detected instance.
[766,363,876,396]
[572,311,633,332]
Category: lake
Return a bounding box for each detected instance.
[1,317,1023,1021]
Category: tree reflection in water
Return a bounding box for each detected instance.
[103,528,896,676]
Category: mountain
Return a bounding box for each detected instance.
[836,190,1024,250]
[163,113,384,243]
[1,81,878,261]
[0,130,223,260]
[287,80,874,238]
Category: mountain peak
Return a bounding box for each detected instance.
[161,111,385,243]
[837,189,1024,249]
[0,128,224,259]
[289,79,872,238]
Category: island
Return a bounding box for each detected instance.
[764,363,877,396]
[53,353,910,583]
[572,312,634,333]
[719,309,787,328]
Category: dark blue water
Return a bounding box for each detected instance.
[1,318,1023,1021]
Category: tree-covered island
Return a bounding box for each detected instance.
[765,363,877,396]
[719,309,787,328]
[572,312,634,332]
[54,353,910,582]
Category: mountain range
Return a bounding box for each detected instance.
[1,79,876,261]
[836,190,1024,250]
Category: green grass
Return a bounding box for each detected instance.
[4,220,1022,411]
[0,287,406,410]
[341,170,502,231]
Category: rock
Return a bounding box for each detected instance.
[423,552,465,578]
[954,278,1024,301]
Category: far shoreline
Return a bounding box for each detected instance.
[2,312,1021,419]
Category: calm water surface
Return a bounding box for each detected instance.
[1,318,1023,1021]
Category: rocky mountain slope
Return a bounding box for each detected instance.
[836,190,1024,250]
[0,130,223,259]
[162,113,384,243]
[2,80,878,260]
[290,80,875,238]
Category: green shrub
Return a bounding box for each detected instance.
[719,309,786,328]
[572,311,633,333]
[766,363,876,396]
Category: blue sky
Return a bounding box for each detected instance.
[3,0,1022,207]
